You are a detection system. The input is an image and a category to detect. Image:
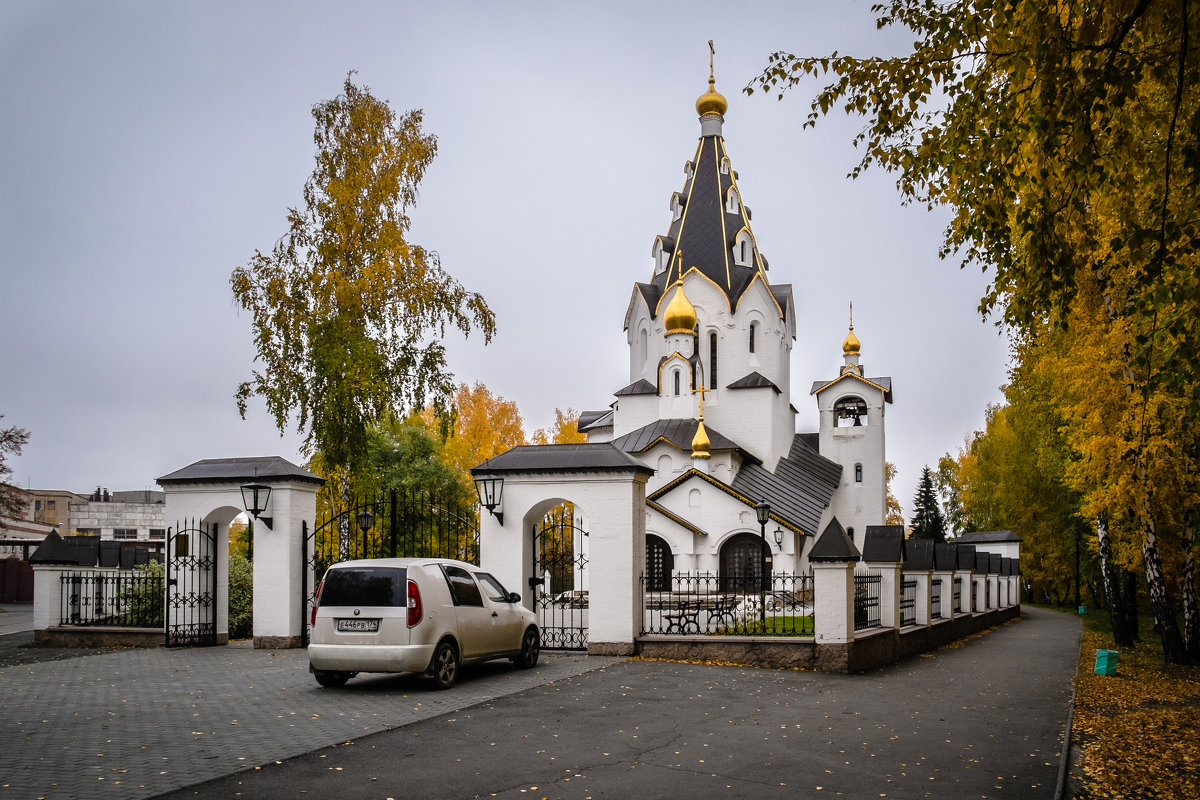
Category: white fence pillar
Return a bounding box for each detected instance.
[813,561,856,644]
[864,561,901,629]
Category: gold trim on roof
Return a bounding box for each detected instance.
[647,468,807,536]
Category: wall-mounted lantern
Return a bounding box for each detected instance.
[240,483,272,531]
[474,476,504,526]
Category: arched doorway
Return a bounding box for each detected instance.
[533,502,588,650]
[646,534,673,591]
[719,532,766,593]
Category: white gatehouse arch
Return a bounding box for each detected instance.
[472,443,653,655]
[157,456,323,648]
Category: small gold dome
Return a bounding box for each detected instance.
[696,76,728,117]
[842,324,861,355]
[691,417,711,459]
[664,279,698,336]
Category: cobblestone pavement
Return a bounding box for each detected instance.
[0,640,620,800]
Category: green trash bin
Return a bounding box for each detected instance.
[1094,649,1118,676]
[1078,605,1087,615]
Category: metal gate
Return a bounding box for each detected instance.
[165,520,218,647]
[302,488,480,645]
[533,504,588,650]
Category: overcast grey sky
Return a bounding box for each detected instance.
[0,1,1010,512]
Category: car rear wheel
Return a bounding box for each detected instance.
[430,641,459,690]
[512,626,540,669]
[313,670,351,688]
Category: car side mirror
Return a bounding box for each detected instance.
[507,592,521,603]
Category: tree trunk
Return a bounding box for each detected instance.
[338,470,350,562]
[1142,518,1190,664]
[1097,516,1133,646]
[1123,570,1140,642]
[1182,510,1198,661]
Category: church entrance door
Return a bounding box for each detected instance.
[719,532,767,594]
[532,503,588,650]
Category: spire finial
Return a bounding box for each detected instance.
[843,301,861,356]
[849,300,854,330]
[696,41,728,119]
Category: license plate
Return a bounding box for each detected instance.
[337,618,379,633]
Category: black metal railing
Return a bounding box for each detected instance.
[59,571,164,628]
[854,572,881,630]
[953,577,962,613]
[972,581,980,612]
[641,572,814,636]
[900,577,917,626]
[931,578,943,619]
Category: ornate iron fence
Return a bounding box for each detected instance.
[954,577,963,613]
[59,571,164,628]
[641,571,814,636]
[854,572,881,630]
[931,578,943,619]
[900,577,917,626]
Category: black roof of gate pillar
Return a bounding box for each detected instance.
[157,456,324,486]
[29,531,83,565]
[989,553,1003,574]
[904,539,934,571]
[956,544,977,570]
[808,517,860,562]
[975,552,991,572]
[862,525,906,563]
[935,543,957,571]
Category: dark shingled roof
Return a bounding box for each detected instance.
[808,517,860,562]
[730,435,841,536]
[955,529,1021,544]
[989,553,1003,574]
[29,531,81,565]
[158,456,323,486]
[614,379,657,397]
[904,539,935,570]
[642,133,786,318]
[471,444,653,476]
[956,544,977,570]
[975,552,991,572]
[862,525,907,563]
[935,543,958,571]
[577,410,613,432]
[611,418,742,457]
[725,371,781,393]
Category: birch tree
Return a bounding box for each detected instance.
[232,75,495,558]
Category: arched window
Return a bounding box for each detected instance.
[834,396,868,427]
[657,454,672,475]
[733,229,753,267]
[688,488,701,508]
[749,322,758,354]
[646,535,674,592]
[719,533,767,593]
[709,332,718,389]
[855,463,863,482]
[673,370,681,396]
[725,186,740,214]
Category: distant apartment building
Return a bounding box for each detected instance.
[69,487,168,542]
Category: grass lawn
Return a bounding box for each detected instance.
[720,615,814,636]
[1061,605,1200,799]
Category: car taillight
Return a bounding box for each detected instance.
[407,579,422,627]
[311,578,324,627]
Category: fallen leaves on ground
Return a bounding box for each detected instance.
[1072,623,1200,800]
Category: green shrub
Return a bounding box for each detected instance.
[228,553,253,640]
[119,560,165,627]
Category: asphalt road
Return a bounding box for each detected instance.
[156,607,1080,800]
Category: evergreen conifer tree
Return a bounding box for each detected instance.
[910,465,946,542]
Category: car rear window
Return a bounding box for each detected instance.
[320,566,406,607]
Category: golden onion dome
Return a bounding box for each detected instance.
[691,417,711,459]
[842,324,861,355]
[664,279,698,336]
[696,76,728,117]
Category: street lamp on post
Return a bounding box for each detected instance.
[755,501,771,629]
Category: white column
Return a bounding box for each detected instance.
[911,571,932,626]
[252,480,319,648]
[32,565,68,631]
[864,560,901,629]
[812,560,856,644]
[932,570,954,619]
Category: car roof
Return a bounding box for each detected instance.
[325,557,481,571]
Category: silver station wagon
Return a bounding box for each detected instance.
[308,557,540,690]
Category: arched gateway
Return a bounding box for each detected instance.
[157,456,323,648]
[472,443,653,655]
